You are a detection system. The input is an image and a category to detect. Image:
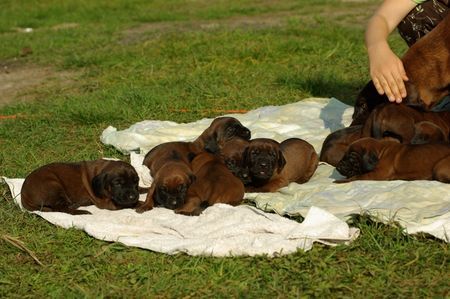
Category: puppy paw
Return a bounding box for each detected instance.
[135,205,152,213]
[333,178,353,184]
[174,208,202,216]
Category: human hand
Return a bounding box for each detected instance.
[368,43,408,103]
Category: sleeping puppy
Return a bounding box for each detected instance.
[175,152,245,216]
[244,138,318,192]
[137,142,196,212]
[361,103,450,144]
[351,12,450,126]
[21,159,140,215]
[335,137,450,183]
[324,104,450,168]
[320,125,363,167]
[192,116,251,154]
[218,137,251,185]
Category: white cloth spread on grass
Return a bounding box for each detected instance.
[3,178,358,256]
[101,97,450,243]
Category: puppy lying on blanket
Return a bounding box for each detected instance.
[175,152,245,216]
[194,116,251,154]
[218,137,251,185]
[21,160,140,215]
[335,137,450,183]
[320,104,450,166]
[351,12,450,126]
[137,116,251,213]
[137,141,196,212]
[320,125,363,167]
[361,103,450,144]
[244,138,318,192]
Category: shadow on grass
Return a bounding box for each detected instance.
[276,73,367,106]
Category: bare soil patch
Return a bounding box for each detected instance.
[0,61,79,108]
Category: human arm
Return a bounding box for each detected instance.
[365,0,417,103]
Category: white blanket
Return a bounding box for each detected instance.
[101,98,450,242]
[3,178,358,256]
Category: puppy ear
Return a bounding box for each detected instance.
[240,126,251,140]
[187,152,197,162]
[189,173,196,184]
[361,150,379,172]
[277,150,286,173]
[92,173,108,198]
[204,133,219,154]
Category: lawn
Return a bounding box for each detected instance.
[0,0,448,297]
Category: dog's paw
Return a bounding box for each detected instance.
[135,205,152,214]
[174,208,202,216]
[333,178,353,184]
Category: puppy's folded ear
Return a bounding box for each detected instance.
[92,173,108,198]
[277,150,286,173]
[189,173,196,184]
[204,133,219,153]
[239,126,251,140]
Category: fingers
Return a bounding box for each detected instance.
[372,71,407,103]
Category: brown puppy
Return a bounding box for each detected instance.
[244,138,318,192]
[335,137,450,183]
[351,13,450,126]
[320,125,363,167]
[361,103,450,143]
[137,142,196,212]
[175,152,245,216]
[324,104,450,168]
[137,116,250,213]
[218,137,251,185]
[192,116,251,154]
[21,160,140,215]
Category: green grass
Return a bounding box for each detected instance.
[0,0,447,297]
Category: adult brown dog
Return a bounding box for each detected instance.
[218,137,251,185]
[175,152,245,216]
[244,138,318,192]
[137,142,196,212]
[335,137,450,183]
[361,103,450,143]
[351,12,450,126]
[193,116,251,154]
[320,125,363,167]
[21,159,140,215]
